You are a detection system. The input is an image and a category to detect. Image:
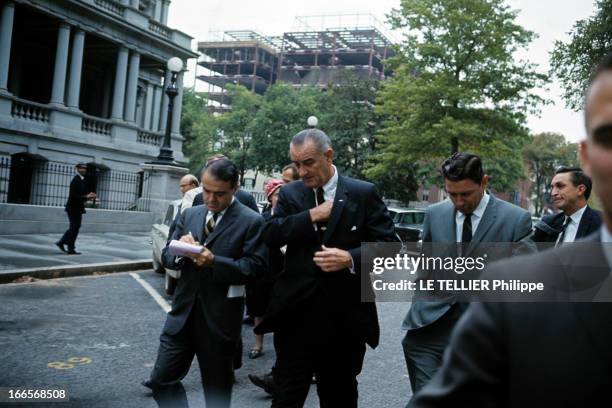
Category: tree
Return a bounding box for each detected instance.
[370,0,548,193]
[180,89,218,173]
[550,0,612,111]
[322,70,379,179]
[523,132,579,216]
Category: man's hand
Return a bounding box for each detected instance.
[86,192,97,199]
[188,246,215,267]
[309,201,333,223]
[313,245,352,272]
[179,233,198,246]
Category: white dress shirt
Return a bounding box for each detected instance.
[313,165,339,205]
[556,205,587,245]
[181,186,203,211]
[455,192,490,242]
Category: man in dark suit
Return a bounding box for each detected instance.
[408,52,612,408]
[143,159,267,408]
[255,128,397,407]
[402,153,532,396]
[191,155,259,213]
[534,166,601,244]
[56,163,96,255]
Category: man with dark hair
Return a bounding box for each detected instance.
[143,158,267,408]
[281,163,299,183]
[255,128,397,407]
[55,163,96,255]
[401,152,532,397]
[408,53,612,408]
[192,154,259,213]
[534,166,601,244]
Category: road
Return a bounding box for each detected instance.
[0,271,412,407]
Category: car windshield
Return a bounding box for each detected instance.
[398,212,425,224]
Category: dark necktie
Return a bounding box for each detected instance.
[555,216,572,247]
[204,212,219,237]
[316,187,327,240]
[460,213,473,256]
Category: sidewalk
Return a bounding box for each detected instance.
[0,232,153,273]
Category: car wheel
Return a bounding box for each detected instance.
[152,255,165,274]
[165,273,177,295]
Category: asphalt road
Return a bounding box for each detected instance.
[0,271,412,407]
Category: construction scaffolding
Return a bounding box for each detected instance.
[197,14,395,112]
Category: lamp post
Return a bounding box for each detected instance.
[307,115,318,128]
[151,57,183,165]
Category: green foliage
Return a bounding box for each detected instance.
[180,89,218,174]
[550,0,612,111]
[371,0,548,193]
[523,132,579,215]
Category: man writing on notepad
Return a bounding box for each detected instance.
[143,158,267,408]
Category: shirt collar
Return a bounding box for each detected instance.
[314,165,338,194]
[472,192,490,219]
[567,204,587,224]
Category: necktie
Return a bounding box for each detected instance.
[205,212,219,237]
[460,213,472,256]
[316,187,327,240]
[555,216,572,247]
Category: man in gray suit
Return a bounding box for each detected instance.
[401,152,532,396]
[143,159,267,408]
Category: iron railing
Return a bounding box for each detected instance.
[0,157,151,211]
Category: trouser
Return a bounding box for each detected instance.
[271,302,366,408]
[149,304,234,408]
[402,304,464,396]
[59,211,82,250]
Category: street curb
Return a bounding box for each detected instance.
[0,260,153,284]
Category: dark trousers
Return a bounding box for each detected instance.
[59,211,82,250]
[149,303,234,408]
[271,304,366,408]
[402,304,464,396]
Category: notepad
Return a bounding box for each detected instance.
[168,240,203,256]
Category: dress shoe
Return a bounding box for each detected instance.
[243,315,255,326]
[141,380,156,390]
[249,347,263,359]
[66,249,81,255]
[248,372,275,395]
[55,242,67,253]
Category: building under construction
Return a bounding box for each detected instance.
[197,14,395,112]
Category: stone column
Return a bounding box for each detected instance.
[151,85,162,131]
[160,0,170,25]
[0,1,15,92]
[50,23,71,105]
[130,0,140,9]
[159,69,171,131]
[111,46,129,120]
[153,0,162,22]
[171,71,183,134]
[144,82,154,130]
[66,29,85,109]
[124,51,140,122]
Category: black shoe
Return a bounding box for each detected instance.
[66,249,81,255]
[55,242,67,253]
[249,347,263,359]
[243,316,255,325]
[248,372,275,395]
[141,380,155,390]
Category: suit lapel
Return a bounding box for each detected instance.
[576,206,592,239]
[302,183,316,212]
[466,194,497,256]
[205,200,238,246]
[190,206,207,244]
[323,176,348,244]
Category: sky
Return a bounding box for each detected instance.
[168,0,597,143]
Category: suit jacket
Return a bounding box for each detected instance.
[254,175,397,348]
[192,188,260,213]
[161,200,267,352]
[409,232,612,407]
[403,194,533,331]
[533,205,602,243]
[65,175,88,214]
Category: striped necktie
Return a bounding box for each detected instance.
[205,212,219,237]
[555,216,572,247]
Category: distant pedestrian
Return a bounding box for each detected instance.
[281,163,299,184]
[56,163,96,255]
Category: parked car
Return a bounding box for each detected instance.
[150,199,182,295]
[393,208,426,243]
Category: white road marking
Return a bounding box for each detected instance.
[129,272,170,313]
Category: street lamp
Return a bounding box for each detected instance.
[307,115,318,128]
[151,57,183,165]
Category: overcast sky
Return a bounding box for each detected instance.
[168,0,597,143]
